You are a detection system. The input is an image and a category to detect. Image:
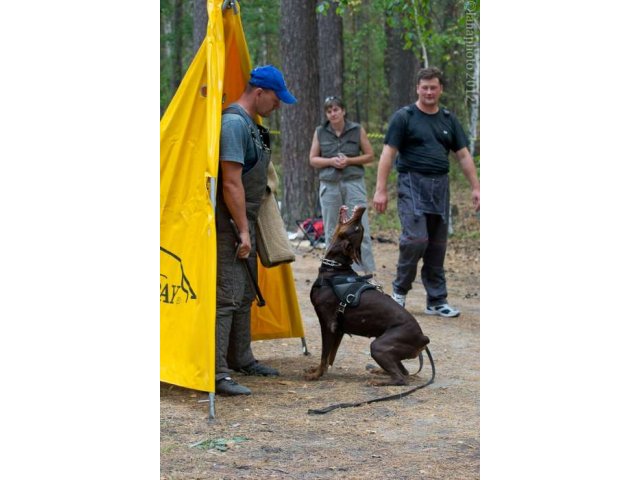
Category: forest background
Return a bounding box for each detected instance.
[160,0,480,233]
[3,3,638,479]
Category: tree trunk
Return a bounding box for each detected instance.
[465,4,480,157]
[350,13,361,123]
[258,6,269,64]
[280,0,320,229]
[171,0,184,94]
[411,0,429,67]
[192,0,208,57]
[316,0,343,123]
[467,44,480,157]
[160,3,173,115]
[384,18,420,118]
[360,2,370,126]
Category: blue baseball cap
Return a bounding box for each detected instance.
[249,65,297,104]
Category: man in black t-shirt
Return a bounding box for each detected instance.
[373,67,480,317]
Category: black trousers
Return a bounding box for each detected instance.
[392,172,449,307]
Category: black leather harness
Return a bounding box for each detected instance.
[313,274,380,314]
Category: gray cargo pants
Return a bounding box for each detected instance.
[214,221,258,381]
[392,172,450,307]
[319,177,376,273]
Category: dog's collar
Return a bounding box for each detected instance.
[321,258,343,268]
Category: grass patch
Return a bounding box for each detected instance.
[450,230,480,240]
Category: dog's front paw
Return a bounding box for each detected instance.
[304,366,322,381]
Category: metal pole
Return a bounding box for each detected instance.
[208,392,215,419]
[301,337,310,355]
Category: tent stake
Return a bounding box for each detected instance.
[208,392,215,419]
[301,337,310,355]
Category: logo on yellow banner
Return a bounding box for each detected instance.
[160,247,197,304]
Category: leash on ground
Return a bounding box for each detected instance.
[307,346,436,415]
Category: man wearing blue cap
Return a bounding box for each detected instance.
[214,65,297,396]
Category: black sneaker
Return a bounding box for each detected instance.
[239,361,280,377]
[216,377,251,396]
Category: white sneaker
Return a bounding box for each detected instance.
[425,303,460,317]
[391,291,406,307]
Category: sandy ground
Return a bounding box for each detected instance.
[161,198,480,479]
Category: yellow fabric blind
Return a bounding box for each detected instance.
[160,1,304,392]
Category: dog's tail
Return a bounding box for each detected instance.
[411,336,430,375]
[412,351,424,376]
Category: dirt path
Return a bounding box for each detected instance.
[161,218,479,480]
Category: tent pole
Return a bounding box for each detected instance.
[208,392,215,419]
[301,337,310,356]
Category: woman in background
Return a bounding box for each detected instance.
[308,96,376,275]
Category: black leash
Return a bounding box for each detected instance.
[307,346,436,415]
[229,219,266,306]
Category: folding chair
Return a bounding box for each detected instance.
[295,216,324,251]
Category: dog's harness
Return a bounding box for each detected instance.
[313,272,381,314]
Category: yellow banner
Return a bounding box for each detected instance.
[160,1,304,392]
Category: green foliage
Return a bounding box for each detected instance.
[318,0,365,16]
[450,229,479,240]
[364,137,399,233]
[190,436,249,451]
[448,152,480,185]
[316,1,329,15]
[240,0,281,68]
[161,0,479,136]
[319,0,477,135]
[342,0,387,132]
[160,0,480,236]
[160,0,199,116]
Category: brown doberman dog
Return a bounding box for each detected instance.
[305,205,431,386]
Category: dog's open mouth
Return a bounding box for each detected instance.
[339,205,365,225]
[325,205,366,261]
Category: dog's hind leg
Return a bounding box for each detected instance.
[366,359,408,376]
[368,337,408,386]
[366,364,389,375]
